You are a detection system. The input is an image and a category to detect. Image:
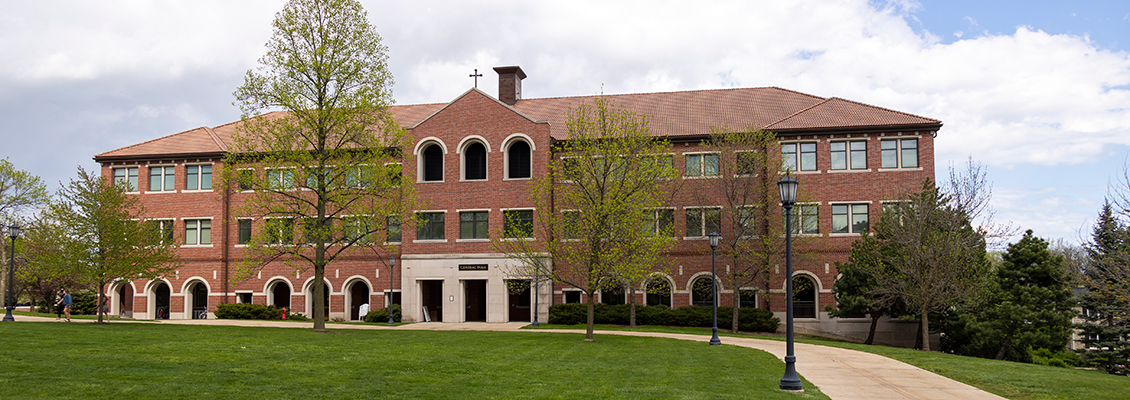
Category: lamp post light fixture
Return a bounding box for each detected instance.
[777,173,802,391]
[708,231,722,346]
[388,255,396,326]
[4,224,21,322]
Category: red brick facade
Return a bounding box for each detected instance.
[95,66,937,339]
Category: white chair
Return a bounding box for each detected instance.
[358,304,370,320]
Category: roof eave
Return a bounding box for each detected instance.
[770,123,943,136]
[93,151,228,164]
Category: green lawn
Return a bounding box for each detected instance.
[529,323,1130,400]
[0,322,826,399]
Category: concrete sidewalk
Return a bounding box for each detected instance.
[16,315,1003,399]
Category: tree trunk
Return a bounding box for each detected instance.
[920,309,930,351]
[585,290,595,341]
[629,285,636,328]
[96,282,105,323]
[732,281,740,333]
[866,314,879,345]
[995,326,1016,360]
[914,318,923,350]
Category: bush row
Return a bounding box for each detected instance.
[215,303,306,320]
[363,304,402,323]
[548,303,779,333]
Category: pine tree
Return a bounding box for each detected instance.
[1078,203,1130,374]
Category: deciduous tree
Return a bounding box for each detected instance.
[495,96,678,341]
[50,167,180,323]
[224,0,409,331]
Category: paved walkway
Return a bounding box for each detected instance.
[16,315,1004,399]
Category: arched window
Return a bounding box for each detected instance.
[422,144,444,182]
[270,281,291,309]
[507,140,531,179]
[793,275,817,318]
[463,142,487,180]
[691,276,717,306]
[645,277,672,307]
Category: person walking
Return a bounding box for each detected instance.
[55,289,72,322]
[54,291,63,320]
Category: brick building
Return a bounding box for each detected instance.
[94,66,938,343]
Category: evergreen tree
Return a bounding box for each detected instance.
[1078,203,1130,374]
[828,233,892,345]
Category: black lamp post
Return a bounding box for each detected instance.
[708,231,722,346]
[777,174,802,391]
[388,255,396,326]
[4,224,21,322]
[531,267,540,327]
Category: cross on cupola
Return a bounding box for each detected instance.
[470,69,483,88]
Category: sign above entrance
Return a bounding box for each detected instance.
[459,264,489,271]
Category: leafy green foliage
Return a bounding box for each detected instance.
[43,167,180,323]
[224,0,409,332]
[827,233,899,344]
[215,303,291,320]
[1077,202,1130,374]
[938,230,1075,362]
[362,304,401,323]
[495,96,679,340]
[548,303,779,332]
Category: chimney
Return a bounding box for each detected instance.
[493,66,526,106]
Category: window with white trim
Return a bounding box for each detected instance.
[736,206,757,236]
[643,209,675,237]
[685,153,720,177]
[736,151,759,176]
[791,204,820,235]
[460,211,489,239]
[264,218,295,245]
[685,207,721,237]
[113,167,139,191]
[830,141,867,170]
[237,219,252,245]
[416,212,445,240]
[462,142,487,180]
[184,219,211,245]
[186,165,212,190]
[832,204,869,234]
[149,166,175,191]
[503,209,534,238]
[562,210,581,240]
[782,142,817,172]
[506,140,531,179]
[386,216,401,243]
[267,169,295,190]
[421,144,444,182]
[237,169,254,191]
[146,219,174,244]
[881,139,918,168]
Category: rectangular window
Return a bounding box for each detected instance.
[265,218,294,245]
[504,210,534,238]
[386,216,401,242]
[782,143,816,172]
[186,165,212,190]
[149,166,175,191]
[832,204,869,234]
[416,212,445,240]
[342,216,370,244]
[736,151,759,175]
[303,218,333,244]
[238,219,252,245]
[306,167,334,189]
[830,141,867,170]
[385,163,402,187]
[113,167,139,191]
[561,158,581,181]
[562,210,581,240]
[685,207,721,237]
[737,206,757,236]
[881,139,918,168]
[792,204,820,234]
[685,153,720,177]
[460,211,490,239]
[237,169,254,191]
[267,169,295,190]
[643,209,675,237]
[184,219,211,245]
[146,220,174,244]
[740,289,757,308]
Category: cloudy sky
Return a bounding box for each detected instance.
[1,0,1127,244]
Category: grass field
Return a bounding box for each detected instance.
[528,323,1130,400]
[0,322,826,400]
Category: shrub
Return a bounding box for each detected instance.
[1032,347,1079,368]
[215,303,287,320]
[70,291,98,315]
[547,303,779,332]
[363,304,401,323]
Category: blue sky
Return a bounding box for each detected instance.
[0,0,1127,245]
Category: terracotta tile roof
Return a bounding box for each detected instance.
[764,97,941,132]
[95,87,940,161]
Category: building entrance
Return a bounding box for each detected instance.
[507,280,530,322]
[153,283,170,319]
[420,280,443,322]
[190,282,208,319]
[271,282,291,309]
[464,280,487,322]
[117,283,133,318]
[349,281,370,321]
